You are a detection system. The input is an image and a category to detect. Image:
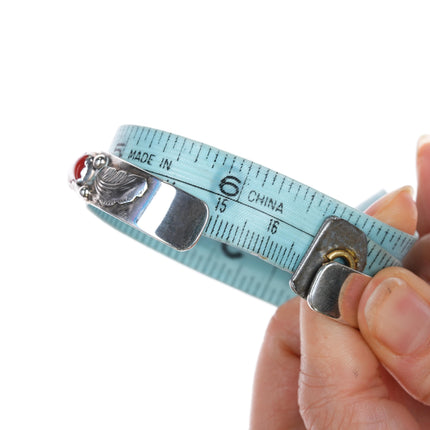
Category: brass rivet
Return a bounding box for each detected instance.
[325,249,358,270]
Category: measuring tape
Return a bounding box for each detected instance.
[73,125,417,307]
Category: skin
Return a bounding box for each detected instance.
[250,137,430,429]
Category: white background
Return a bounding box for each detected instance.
[1,1,429,429]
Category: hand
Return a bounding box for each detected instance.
[250,136,430,429]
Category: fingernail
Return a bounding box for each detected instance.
[364,186,416,235]
[365,186,414,218]
[365,278,430,355]
[417,135,430,150]
[338,273,371,327]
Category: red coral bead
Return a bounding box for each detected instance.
[74,155,88,180]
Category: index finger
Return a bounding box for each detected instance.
[417,135,430,236]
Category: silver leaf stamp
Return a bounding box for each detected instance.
[70,151,209,251]
[94,166,148,206]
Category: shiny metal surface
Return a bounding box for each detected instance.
[290,216,368,318]
[70,152,209,251]
[307,262,371,318]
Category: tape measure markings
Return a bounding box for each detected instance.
[126,161,316,239]
[77,125,418,306]
[112,125,415,273]
[119,164,313,272]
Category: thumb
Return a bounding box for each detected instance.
[297,187,422,429]
[358,267,430,405]
[339,186,417,327]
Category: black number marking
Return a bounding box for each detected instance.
[215,197,227,213]
[219,175,242,197]
[267,218,279,234]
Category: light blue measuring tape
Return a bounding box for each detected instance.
[70,125,417,312]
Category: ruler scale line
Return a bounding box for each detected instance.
[75,125,417,307]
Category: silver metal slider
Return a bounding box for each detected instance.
[69,152,209,251]
[290,216,371,319]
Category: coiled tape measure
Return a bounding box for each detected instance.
[70,125,417,318]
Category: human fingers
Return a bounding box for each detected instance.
[298,189,420,428]
[417,135,430,236]
[403,234,430,282]
[357,267,430,406]
[250,297,305,429]
[402,136,430,282]
[299,301,419,429]
[338,186,417,327]
[365,185,417,235]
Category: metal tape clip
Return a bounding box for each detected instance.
[290,216,371,319]
[69,152,209,251]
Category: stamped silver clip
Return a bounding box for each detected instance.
[69,152,209,251]
[290,216,371,319]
